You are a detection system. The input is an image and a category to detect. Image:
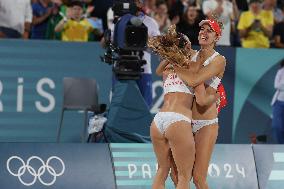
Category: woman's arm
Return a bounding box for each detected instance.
[156,60,170,76]
[174,55,226,87]
[194,84,218,106]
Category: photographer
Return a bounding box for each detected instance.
[109,0,160,108]
[237,0,273,48]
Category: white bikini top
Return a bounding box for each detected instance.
[163,53,196,95]
[191,51,222,90]
[163,71,194,95]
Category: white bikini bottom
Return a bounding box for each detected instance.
[153,112,191,134]
[192,118,218,133]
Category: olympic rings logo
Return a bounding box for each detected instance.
[6,156,65,186]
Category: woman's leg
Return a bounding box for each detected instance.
[165,121,195,189]
[192,124,218,189]
[169,151,178,187]
[150,122,171,189]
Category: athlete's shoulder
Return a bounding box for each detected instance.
[213,52,226,65]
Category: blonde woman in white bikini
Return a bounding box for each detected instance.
[150,35,218,189]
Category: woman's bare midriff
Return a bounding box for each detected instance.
[160,92,193,119]
[192,87,218,120]
[192,102,217,120]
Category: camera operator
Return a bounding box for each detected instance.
[107,0,160,108]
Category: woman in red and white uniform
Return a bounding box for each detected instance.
[173,19,227,189]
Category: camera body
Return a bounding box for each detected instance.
[101,0,148,80]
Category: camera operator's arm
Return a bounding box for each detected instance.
[100,37,107,48]
[100,28,112,48]
[156,60,170,76]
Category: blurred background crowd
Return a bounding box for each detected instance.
[0,0,284,48]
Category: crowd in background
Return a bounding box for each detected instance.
[0,0,284,48]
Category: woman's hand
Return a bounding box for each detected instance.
[164,63,173,70]
[185,39,192,52]
[215,91,221,105]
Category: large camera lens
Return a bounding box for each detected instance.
[124,25,148,50]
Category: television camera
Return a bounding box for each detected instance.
[101,0,148,80]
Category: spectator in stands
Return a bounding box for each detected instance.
[195,0,202,9]
[89,0,113,31]
[0,0,32,39]
[154,0,171,33]
[237,0,274,48]
[54,0,101,42]
[177,3,204,45]
[273,4,284,48]
[271,59,284,144]
[45,0,63,39]
[236,0,249,12]
[31,0,54,39]
[165,0,174,9]
[202,0,239,46]
[262,0,284,23]
[145,0,157,16]
[278,0,284,7]
[168,0,190,24]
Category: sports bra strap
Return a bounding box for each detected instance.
[203,52,219,66]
